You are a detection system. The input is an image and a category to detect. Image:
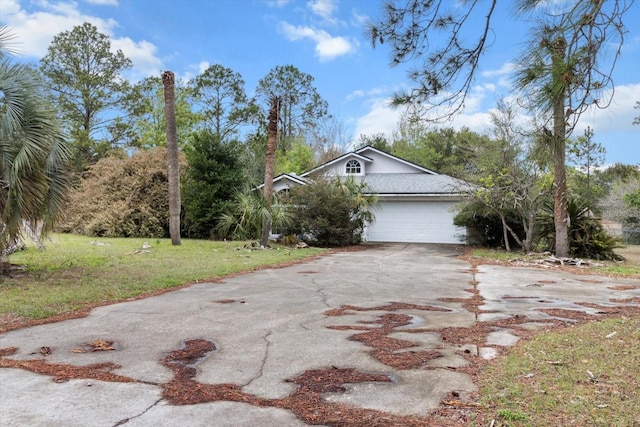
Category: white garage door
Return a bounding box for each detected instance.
[366,200,466,244]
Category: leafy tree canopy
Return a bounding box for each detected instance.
[256,65,328,150]
[190,64,257,141]
[275,139,315,176]
[283,177,376,247]
[40,22,133,168]
[125,76,197,149]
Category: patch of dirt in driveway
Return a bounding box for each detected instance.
[328,310,446,370]
[324,302,450,317]
[0,346,136,384]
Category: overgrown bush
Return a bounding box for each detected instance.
[282,177,376,247]
[538,198,622,260]
[59,148,185,238]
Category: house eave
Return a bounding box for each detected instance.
[255,173,308,190]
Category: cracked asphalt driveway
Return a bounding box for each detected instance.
[1,244,639,426]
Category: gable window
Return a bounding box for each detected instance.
[345,159,361,175]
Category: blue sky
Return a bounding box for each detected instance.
[2,0,639,165]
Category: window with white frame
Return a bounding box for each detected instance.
[345,159,361,174]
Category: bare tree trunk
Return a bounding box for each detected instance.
[22,220,45,250]
[260,96,281,248]
[551,38,569,258]
[162,71,181,246]
[523,212,536,253]
[500,214,511,252]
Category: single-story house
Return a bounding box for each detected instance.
[270,146,470,244]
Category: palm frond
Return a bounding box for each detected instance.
[0,39,71,250]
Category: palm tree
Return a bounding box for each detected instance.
[0,26,71,259]
[162,70,181,246]
[259,96,281,248]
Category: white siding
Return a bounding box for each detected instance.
[366,200,466,244]
[357,149,428,174]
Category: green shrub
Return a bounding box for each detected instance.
[454,200,526,248]
[182,131,246,238]
[538,198,622,260]
[215,191,291,241]
[283,177,376,247]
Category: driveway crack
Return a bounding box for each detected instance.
[312,279,332,309]
[241,330,272,388]
[113,397,162,426]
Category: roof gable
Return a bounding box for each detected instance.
[299,152,372,178]
[354,146,438,175]
[299,145,439,178]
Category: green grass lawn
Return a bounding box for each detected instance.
[1,234,325,323]
[479,316,640,426]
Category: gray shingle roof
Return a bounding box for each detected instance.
[352,174,472,195]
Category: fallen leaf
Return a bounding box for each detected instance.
[89,340,116,351]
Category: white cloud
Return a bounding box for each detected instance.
[3,0,162,80]
[198,61,210,73]
[346,86,386,101]
[350,9,369,26]
[346,89,365,101]
[111,37,162,81]
[280,22,355,61]
[578,83,640,133]
[481,62,514,78]
[352,97,402,143]
[84,0,118,5]
[263,0,292,7]
[180,61,211,82]
[481,62,515,89]
[308,0,337,23]
[3,0,119,57]
[448,110,495,135]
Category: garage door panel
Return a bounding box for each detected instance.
[367,201,465,244]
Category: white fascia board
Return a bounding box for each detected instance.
[256,173,308,190]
